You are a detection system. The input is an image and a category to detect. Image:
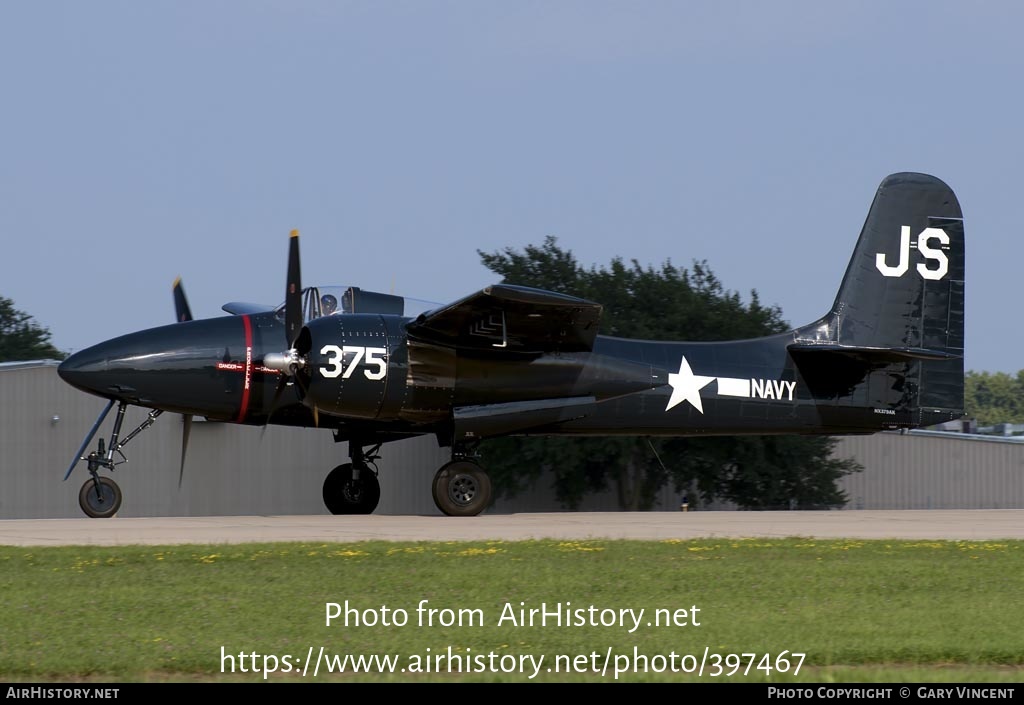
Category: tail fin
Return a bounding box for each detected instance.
[791,172,965,426]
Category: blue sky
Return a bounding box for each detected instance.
[2,2,1020,373]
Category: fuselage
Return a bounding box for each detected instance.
[58,306,962,445]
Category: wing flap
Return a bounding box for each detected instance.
[405,284,602,353]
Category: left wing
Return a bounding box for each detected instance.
[405,284,603,353]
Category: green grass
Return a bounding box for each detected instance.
[2,538,1023,682]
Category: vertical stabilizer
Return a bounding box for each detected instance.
[791,172,965,423]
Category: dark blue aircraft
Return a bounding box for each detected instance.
[59,172,965,518]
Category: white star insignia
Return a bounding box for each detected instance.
[665,356,715,413]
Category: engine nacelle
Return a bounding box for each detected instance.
[297,314,407,420]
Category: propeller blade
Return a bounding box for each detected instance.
[290,368,318,427]
[263,375,291,432]
[179,414,192,488]
[285,229,302,346]
[263,366,313,432]
[173,277,194,322]
[261,229,310,439]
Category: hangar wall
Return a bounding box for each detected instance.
[2,362,1023,519]
[833,431,1024,510]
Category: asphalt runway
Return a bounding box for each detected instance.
[0,509,1022,546]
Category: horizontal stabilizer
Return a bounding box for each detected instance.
[787,342,962,363]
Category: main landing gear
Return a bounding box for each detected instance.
[432,459,492,517]
[64,400,164,518]
[431,442,492,516]
[321,440,493,518]
[322,443,382,515]
[321,441,494,517]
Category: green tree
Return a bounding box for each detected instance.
[0,296,65,361]
[964,370,1024,427]
[476,237,860,511]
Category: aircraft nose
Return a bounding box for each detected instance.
[57,316,267,419]
[58,342,135,398]
[57,352,80,384]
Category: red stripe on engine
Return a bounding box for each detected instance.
[236,315,253,423]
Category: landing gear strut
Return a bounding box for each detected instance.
[323,442,382,514]
[65,400,163,518]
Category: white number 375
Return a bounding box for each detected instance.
[318,345,387,380]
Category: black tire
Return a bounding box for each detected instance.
[79,476,122,519]
[432,461,492,517]
[323,463,381,515]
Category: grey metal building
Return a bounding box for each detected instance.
[3,361,1023,519]
[833,430,1024,510]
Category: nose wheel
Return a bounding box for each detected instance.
[79,475,122,518]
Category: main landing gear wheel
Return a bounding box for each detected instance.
[432,460,492,517]
[79,476,122,519]
[323,463,381,515]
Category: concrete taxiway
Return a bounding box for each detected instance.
[0,509,1022,546]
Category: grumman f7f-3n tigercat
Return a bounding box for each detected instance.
[58,172,965,518]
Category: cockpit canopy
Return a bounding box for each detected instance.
[275,286,440,324]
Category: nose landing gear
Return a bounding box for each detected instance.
[64,400,164,518]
